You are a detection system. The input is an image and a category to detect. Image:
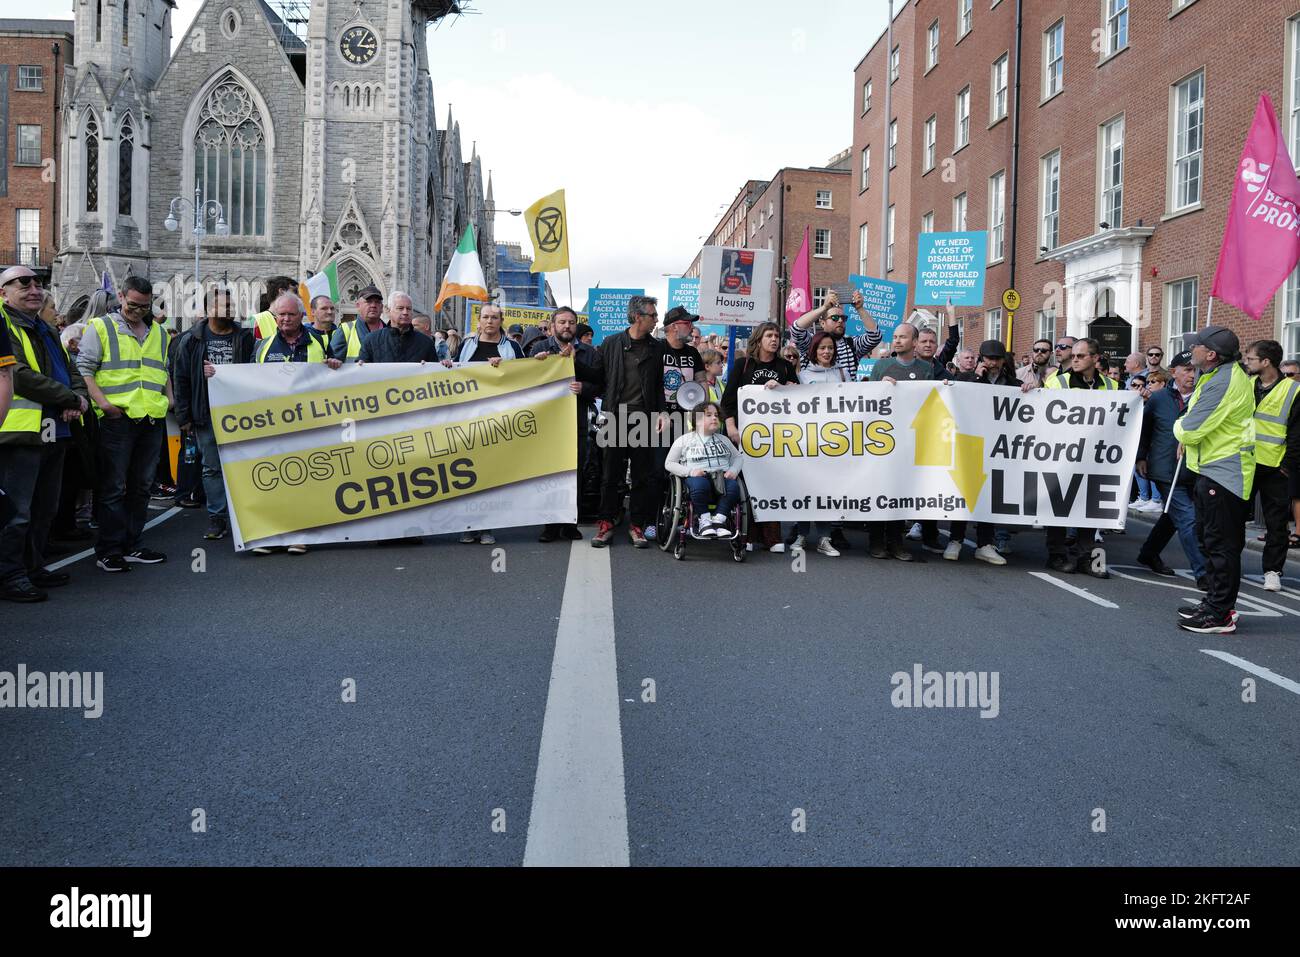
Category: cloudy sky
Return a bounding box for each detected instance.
[7,0,891,308]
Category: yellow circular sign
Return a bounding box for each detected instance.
[1002,288,1021,312]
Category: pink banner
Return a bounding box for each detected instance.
[1211,93,1300,319]
[784,227,811,325]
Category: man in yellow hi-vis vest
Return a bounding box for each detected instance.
[328,284,387,361]
[1243,338,1299,594]
[251,276,298,341]
[1174,326,1256,635]
[77,276,175,574]
[0,266,90,602]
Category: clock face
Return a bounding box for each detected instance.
[339,26,377,65]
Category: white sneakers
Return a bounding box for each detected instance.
[943,540,962,561]
[698,515,715,537]
[974,544,1007,565]
[1263,570,1283,592]
[1131,498,1164,513]
[905,522,923,541]
[790,535,805,556]
[816,536,841,557]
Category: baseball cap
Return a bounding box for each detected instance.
[357,285,383,300]
[978,339,1008,359]
[507,323,524,335]
[663,305,697,326]
[1168,350,1194,369]
[1182,325,1239,356]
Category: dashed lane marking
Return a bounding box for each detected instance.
[46,506,184,572]
[1026,571,1119,609]
[1200,650,1300,697]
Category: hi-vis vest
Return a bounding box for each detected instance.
[1174,361,1256,500]
[339,319,384,360]
[87,315,169,419]
[253,311,277,340]
[0,302,75,434]
[1044,369,1118,390]
[255,329,326,363]
[1252,375,1299,469]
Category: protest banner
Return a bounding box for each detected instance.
[465,301,587,334]
[844,275,910,374]
[914,232,988,306]
[696,246,776,325]
[669,277,729,338]
[740,381,1143,528]
[587,288,643,344]
[207,360,578,550]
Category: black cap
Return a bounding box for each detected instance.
[1168,349,1194,369]
[357,285,383,301]
[663,305,697,326]
[1182,325,1239,356]
[978,339,1008,359]
[508,323,524,335]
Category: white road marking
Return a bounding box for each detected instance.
[524,540,629,867]
[1027,571,1119,609]
[1110,566,1293,618]
[46,506,184,571]
[1200,650,1300,697]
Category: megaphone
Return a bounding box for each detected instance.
[677,380,707,412]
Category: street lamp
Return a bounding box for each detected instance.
[164,185,229,318]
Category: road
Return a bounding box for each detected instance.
[3,506,1299,866]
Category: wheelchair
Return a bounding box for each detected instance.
[656,471,751,562]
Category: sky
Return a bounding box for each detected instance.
[3,0,891,309]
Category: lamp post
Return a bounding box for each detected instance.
[164,186,229,320]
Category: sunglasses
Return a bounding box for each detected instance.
[4,275,41,289]
[122,300,152,311]
[1147,352,1163,358]
[1032,347,1051,354]
[1055,343,1071,349]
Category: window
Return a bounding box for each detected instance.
[1041,150,1061,251]
[1165,277,1198,358]
[953,192,967,231]
[858,223,869,275]
[768,201,774,217]
[958,0,973,38]
[888,120,898,169]
[923,115,936,172]
[759,209,765,228]
[95,0,102,43]
[987,308,1002,342]
[1284,266,1300,359]
[890,46,900,83]
[16,65,43,91]
[863,78,873,114]
[988,171,1005,261]
[1044,20,1064,99]
[122,0,129,46]
[118,119,134,216]
[84,117,99,213]
[1171,71,1204,211]
[1036,308,1056,343]
[886,205,896,272]
[1105,0,1128,57]
[193,75,269,236]
[16,210,39,266]
[1100,115,1123,227]
[814,286,830,308]
[955,86,971,149]
[1290,17,1300,162]
[15,125,41,166]
[816,189,832,209]
[861,146,871,190]
[927,21,940,71]
[814,228,831,257]
[991,54,1008,122]
[921,211,934,233]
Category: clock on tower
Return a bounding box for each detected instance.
[339,24,377,64]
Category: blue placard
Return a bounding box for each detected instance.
[845,275,909,340]
[587,288,643,345]
[914,231,987,306]
[668,277,728,338]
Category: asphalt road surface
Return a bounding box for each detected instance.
[3,506,1298,866]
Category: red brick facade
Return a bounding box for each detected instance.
[851,0,1300,362]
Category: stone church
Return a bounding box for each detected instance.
[51,0,496,326]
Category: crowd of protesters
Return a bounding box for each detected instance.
[1,267,1296,634]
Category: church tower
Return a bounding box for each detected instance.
[301,0,455,314]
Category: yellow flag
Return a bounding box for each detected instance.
[524,189,569,273]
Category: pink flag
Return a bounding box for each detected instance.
[784,227,811,325]
[1211,93,1300,319]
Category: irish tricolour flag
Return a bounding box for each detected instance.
[300,261,339,323]
[435,224,490,310]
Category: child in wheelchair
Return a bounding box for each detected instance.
[664,401,742,538]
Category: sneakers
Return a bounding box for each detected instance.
[943,540,962,561]
[591,520,614,547]
[629,526,649,548]
[769,542,786,553]
[888,545,914,562]
[459,531,479,544]
[974,544,1007,566]
[96,555,130,572]
[1263,570,1282,592]
[790,535,806,556]
[698,515,716,538]
[479,532,496,545]
[124,548,166,564]
[1178,608,1237,634]
[905,522,923,541]
[204,517,228,540]
[869,543,889,559]
[0,578,48,602]
[1136,553,1177,577]
[287,544,308,555]
[251,546,275,555]
[816,536,840,557]
[994,531,1012,555]
[1178,603,1240,623]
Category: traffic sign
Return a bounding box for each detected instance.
[1002,288,1021,312]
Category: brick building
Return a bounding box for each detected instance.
[851,0,1300,361]
[0,19,73,281]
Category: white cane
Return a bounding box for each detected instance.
[1163,452,1183,515]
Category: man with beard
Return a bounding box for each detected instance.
[791,288,880,381]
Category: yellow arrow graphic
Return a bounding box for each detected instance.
[949,432,987,507]
[911,388,955,467]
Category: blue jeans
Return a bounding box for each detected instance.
[685,475,739,518]
[1138,479,1206,580]
[1135,474,1162,503]
[195,424,228,519]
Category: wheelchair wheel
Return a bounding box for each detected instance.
[657,476,683,552]
[673,536,686,560]
[735,474,752,545]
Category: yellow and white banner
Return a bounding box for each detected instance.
[207,359,577,549]
[740,381,1143,528]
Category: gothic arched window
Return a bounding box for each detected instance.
[118,118,134,216]
[193,75,268,236]
[122,0,129,46]
[85,116,99,213]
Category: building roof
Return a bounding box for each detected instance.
[0,18,74,38]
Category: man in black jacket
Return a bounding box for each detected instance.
[357,292,440,364]
[173,286,255,540]
[586,294,667,548]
